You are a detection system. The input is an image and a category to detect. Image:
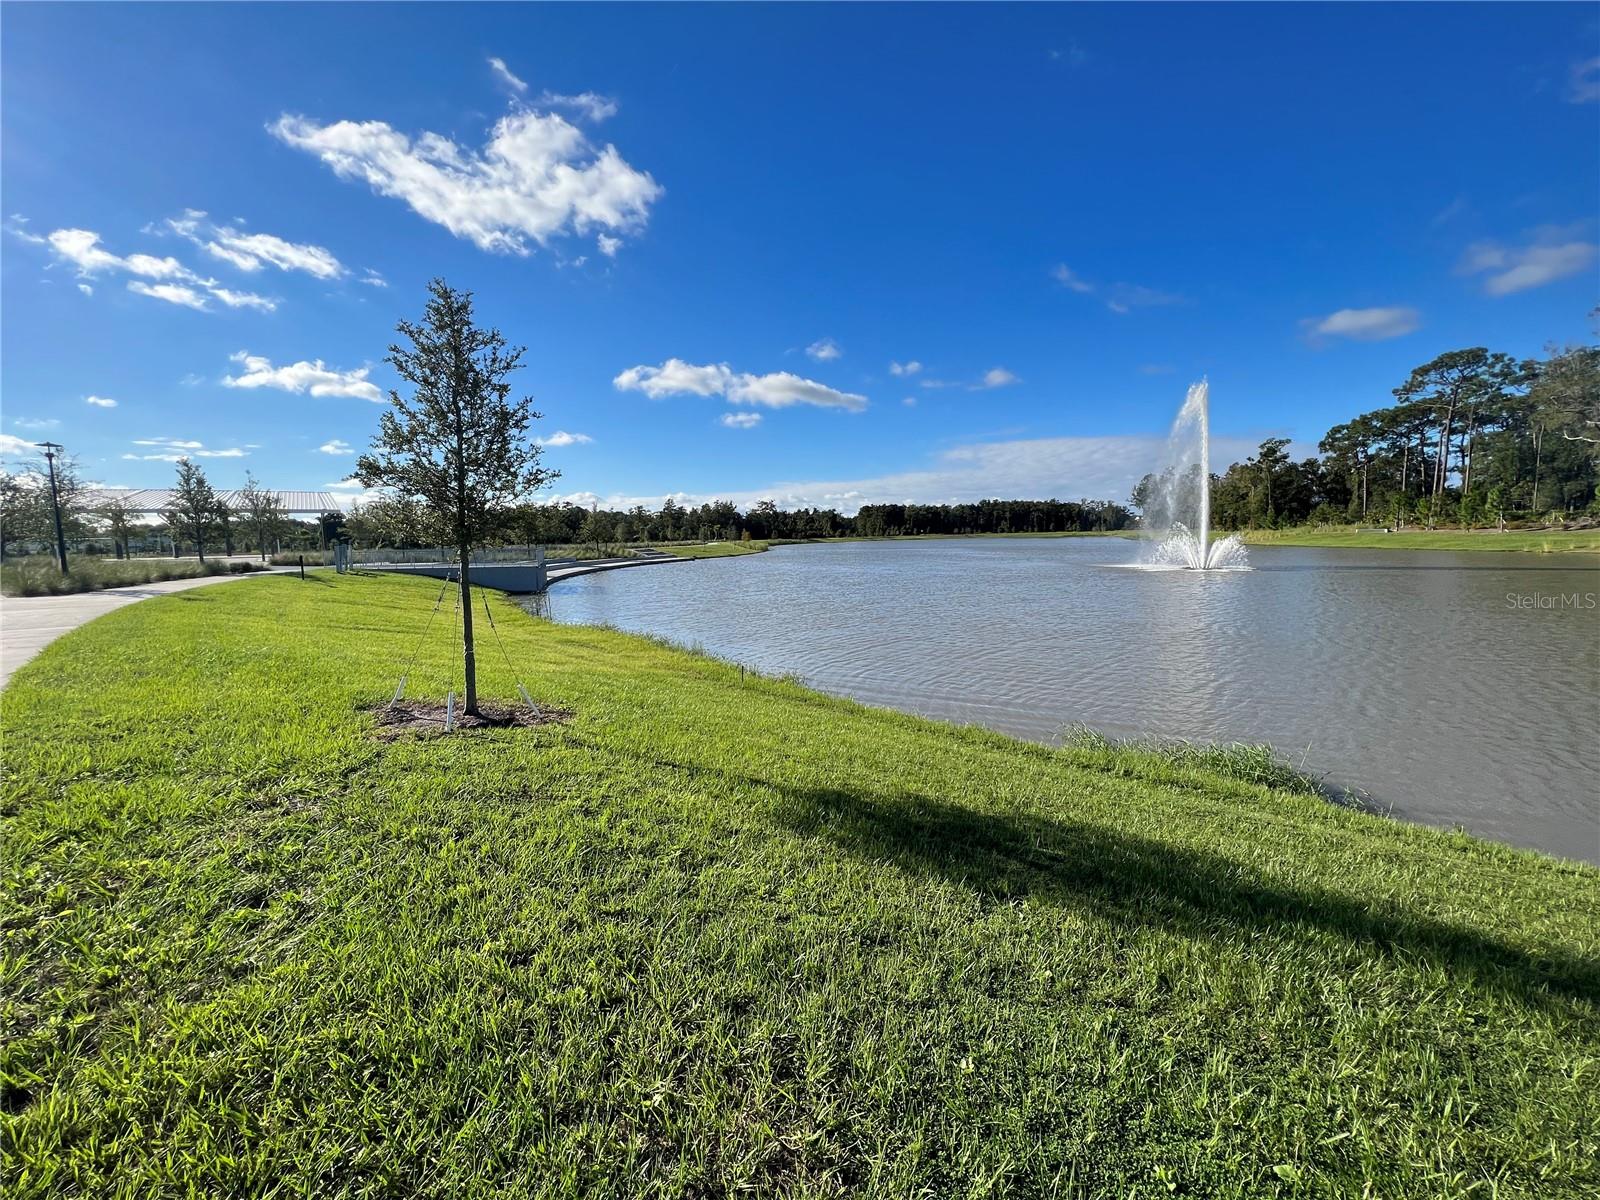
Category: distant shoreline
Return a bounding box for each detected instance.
[654,526,1600,558]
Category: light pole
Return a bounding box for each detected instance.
[36,441,70,575]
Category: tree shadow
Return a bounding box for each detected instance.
[680,767,1596,1011]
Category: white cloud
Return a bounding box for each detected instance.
[37,226,276,312]
[270,94,661,256]
[720,412,762,429]
[615,358,868,412]
[123,437,247,462]
[597,234,621,257]
[13,417,60,430]
[318,439,355,455]
[488,56,528,94]
[0,433,39,459]
[166,210,344,279]
[128,281,210,310]
[536,430,594,447]
[1302,306,1421,343]
[889,360,922,376]
[1051,262,1182,313]
[536,91,619,122]
[208,286,279,312]
[615,359,733,398]
[902,396,917,407]
[77,283,93,296]
[1105,283,1182,315]
[1570,56,1600,104]
[359,269,388,287]
[975,367,1020,390]
[1458,233,1597,296]
[223,351,384,402]
[86,395,118,408]
[1051,263,1095,294]
[806,338,842,361]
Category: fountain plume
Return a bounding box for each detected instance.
[1143,380,1248,570]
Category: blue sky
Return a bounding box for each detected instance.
[3,3,1596,512]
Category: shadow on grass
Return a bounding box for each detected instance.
[765,781,1599,1008]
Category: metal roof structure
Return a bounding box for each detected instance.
[79,488,342,515]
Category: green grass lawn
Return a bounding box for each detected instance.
[650,540,773,559]
[2,573,1596,1198]
[1237,526,1600,553]
[0,555,267,596]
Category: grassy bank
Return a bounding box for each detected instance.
[1236,526,1600,553]
[652,540,773,559]
[0,555,266,596]
[3,573,1596,1198]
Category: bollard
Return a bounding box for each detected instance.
[299,554,305,580]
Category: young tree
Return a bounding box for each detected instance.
[356,279,559,715]
[235,473,286,560]
[170,459,219,561]
[95,496,139,559]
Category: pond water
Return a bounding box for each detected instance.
[528,538,1600,864]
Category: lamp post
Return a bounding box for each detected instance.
[36,441,70,575]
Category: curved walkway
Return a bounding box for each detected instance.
[0,569,278,688]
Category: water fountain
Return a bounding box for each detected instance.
[1143,379,1249,570]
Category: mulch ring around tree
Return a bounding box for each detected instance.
[368,699,574,740]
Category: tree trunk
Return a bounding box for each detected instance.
[458,538,478,715]
[1531,425,1543,512]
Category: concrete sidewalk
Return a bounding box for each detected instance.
[0,569,279,688]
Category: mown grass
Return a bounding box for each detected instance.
[1,573,1596,1198]
[0,555,266,596]
[651,540,773,559]
[1236,526,1600,553]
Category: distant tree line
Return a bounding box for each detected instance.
[339,494,1135,550]
[1132,341,1600,531]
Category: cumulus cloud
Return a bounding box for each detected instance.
[536,430,594,447]
[123,437,247,462]
[359,269,388,287]
[223,351,385,402]
[0,433,39,459]
[805,338,842,361]
[597,234,621,257]
[269,91,661,256]
[166,209,344,279]
[975,367,1020,390]
[1458,231,1596,296]
[1301,306,1421,343]
[86,395,117,407]
[720,412,762,429]
[615,358,868,412]
[488,56,528,94]
[318,439,354,455]
[34,226,277,312]
[889,360,922,376]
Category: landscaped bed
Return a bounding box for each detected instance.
[1,572,1595,1197]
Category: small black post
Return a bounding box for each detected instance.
[299,554,305,580]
